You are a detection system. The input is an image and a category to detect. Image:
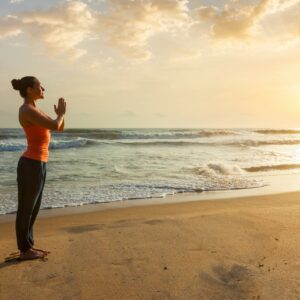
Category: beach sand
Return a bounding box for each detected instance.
[1,191,300,300]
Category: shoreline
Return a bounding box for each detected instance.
[1,172,300,224]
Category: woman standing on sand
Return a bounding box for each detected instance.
[11,76,66,260]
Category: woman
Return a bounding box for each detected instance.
[11,76,66,260]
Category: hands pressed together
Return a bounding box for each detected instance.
[54,98,66,116]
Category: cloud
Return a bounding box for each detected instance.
[20,1,94,60]
[1,0,300,61]
[0,0,192,61]
[196,0,271,40]
[0,15,22,38]
[266,0,300,14]
[195,0,300,40]
[0,1,93,61]
[94,0,193,60]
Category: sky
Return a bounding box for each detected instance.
[1,0,300,128]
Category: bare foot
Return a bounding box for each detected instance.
[20,248,45,260]
[32,247,50,255]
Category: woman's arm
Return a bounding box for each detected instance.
[21,98,66,131]
[58,118,65,132]
[21,106,64,131]
[39,109,65,132]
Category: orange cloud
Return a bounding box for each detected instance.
[196,0,271,40]
[0,0,192,61]
[94,0,192,60]
[0,0,299,62]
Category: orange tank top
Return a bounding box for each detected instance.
[22,124,51,162]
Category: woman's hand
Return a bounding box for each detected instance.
[54,98,66,116]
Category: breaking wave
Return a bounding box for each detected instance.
[255,129,300,135]
[244,164,300,172]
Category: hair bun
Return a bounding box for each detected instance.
[11,79,22,91]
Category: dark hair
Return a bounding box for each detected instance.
[11,76,37,98]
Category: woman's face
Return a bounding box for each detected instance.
[27,80,45,100]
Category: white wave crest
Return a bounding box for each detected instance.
[193,163,246,176]
[49,138,88,149]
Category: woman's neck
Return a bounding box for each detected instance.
[24,98,36,107]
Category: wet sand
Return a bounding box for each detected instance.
[1,191,300,299]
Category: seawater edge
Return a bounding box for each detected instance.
[1,172,300,224]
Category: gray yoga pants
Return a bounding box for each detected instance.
[15,156,47,252]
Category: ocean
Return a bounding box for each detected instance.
[1,127,300,215]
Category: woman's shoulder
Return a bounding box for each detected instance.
[19,104,37,127]
[19,104,43,116]
[19,103,34,111]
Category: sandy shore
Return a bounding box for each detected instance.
[1,191,300,299]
